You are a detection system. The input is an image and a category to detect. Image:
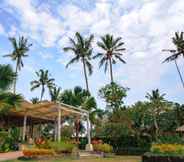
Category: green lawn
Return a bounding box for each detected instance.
[4,156,141,162]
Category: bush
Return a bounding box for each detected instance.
[23,149,55,157]
[151,144,184,155]
[157,135,184,144]
[93,143,113,153]
[115,147,149,155]
[49,140,76,153]
[35,138,50,149]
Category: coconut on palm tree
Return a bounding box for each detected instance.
[30,69,55,101]
[163,32,184,88]
[4,36,32,93]
[63,32,94,92]
[94,34,126,83]
[0,64,22,114]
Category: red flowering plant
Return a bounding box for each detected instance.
[35,137,50,149]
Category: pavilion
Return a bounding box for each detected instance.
[0,100,92,150]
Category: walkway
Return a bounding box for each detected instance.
[0,151,23,161]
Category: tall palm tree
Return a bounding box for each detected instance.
[0,64,22,114]
[49,86,61,102]
[163,32,184,88]
[4,36,32,93]
[30,69,55,101]
[146,89,168,140]
[63,32,94,92]
[94,34,126,83]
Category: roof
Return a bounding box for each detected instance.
[10,100,89,121]
[176,125,184,132]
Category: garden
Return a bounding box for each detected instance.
[0,9,184,161]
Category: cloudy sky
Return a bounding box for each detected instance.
[0,0,183,108]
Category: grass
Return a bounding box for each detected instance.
[4,156,141,162]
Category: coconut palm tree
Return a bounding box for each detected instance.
[0,64,22,114]
[4,36,32,93]
[63,32,94,92]
[146,89,168,140]
[30,69,55,101]
[163,32,184,88]
[49,86,61,102]
[94,34,126,83]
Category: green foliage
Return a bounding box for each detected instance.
[49,140,76,153]
[157,135,184,144]
[93,143,113,153]
[0,127,20,152]
[0,64,16,91]
[99,82,128,110]
[30,69,55,101]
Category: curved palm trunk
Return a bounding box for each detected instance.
[174,60,184,89]
[109,58,114,83]
[13,63,18,94]
[82,58,89,92]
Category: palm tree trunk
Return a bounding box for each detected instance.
[40,86,44,101]
[174,60,184,89]
[82,58,89,92]
[109,58,114,83]
[154,116,159,141]
[13,63,18,94]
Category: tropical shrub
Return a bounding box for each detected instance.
[35,138,50,149]
[49,140,76,153]
[23,149,55,157]
[157,134,184,144]
[151,144,184,155]
[93,143,113,153]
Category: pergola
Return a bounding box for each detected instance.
[1,100,91,146]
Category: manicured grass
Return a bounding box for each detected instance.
[4,156,141,162]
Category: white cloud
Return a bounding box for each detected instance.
[0,24,5,35]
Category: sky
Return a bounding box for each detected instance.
[0,0,183,108]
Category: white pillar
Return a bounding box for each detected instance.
[87,115,91,145]
[54,119,57,141]
[22,115,27,141]
[57,109,61,142]
[85,114,93,151]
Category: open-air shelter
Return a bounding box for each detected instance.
[0,100,91,147]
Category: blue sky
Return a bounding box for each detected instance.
[0,0,183,108]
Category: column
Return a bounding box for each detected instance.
[22,115,27,141]
[87,114,91,145]
[57,109,61,142]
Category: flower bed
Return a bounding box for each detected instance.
[143,144,184,162]
[23,149,55,158]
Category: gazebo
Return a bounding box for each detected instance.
[0,100,92,150]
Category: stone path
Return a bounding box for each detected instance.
[0,151,23,161]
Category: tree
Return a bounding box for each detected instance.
[4,36,32,93]
[30,69,55,101]
[145,89,169,140]
[63,32,94,92]
[30,97,39,104]
[60,86,99,141]
[94,34,126,83]
[49,86,61,102]
[163,32,184,88]
[99,82,128,111]
[0,64,22,114]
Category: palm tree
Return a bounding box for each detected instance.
[63,32,94,92]
[30,69,55,101]
[0,64,16,91]
[49,86,61,102]
[4,36,32,93]
[94,34,126,83]
[60,86,97,142]
[146,89,168,140]
[163,32,184,88]
[0,64,22,114]
[30,97,39,104]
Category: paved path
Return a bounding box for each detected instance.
[0,151,23,161]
